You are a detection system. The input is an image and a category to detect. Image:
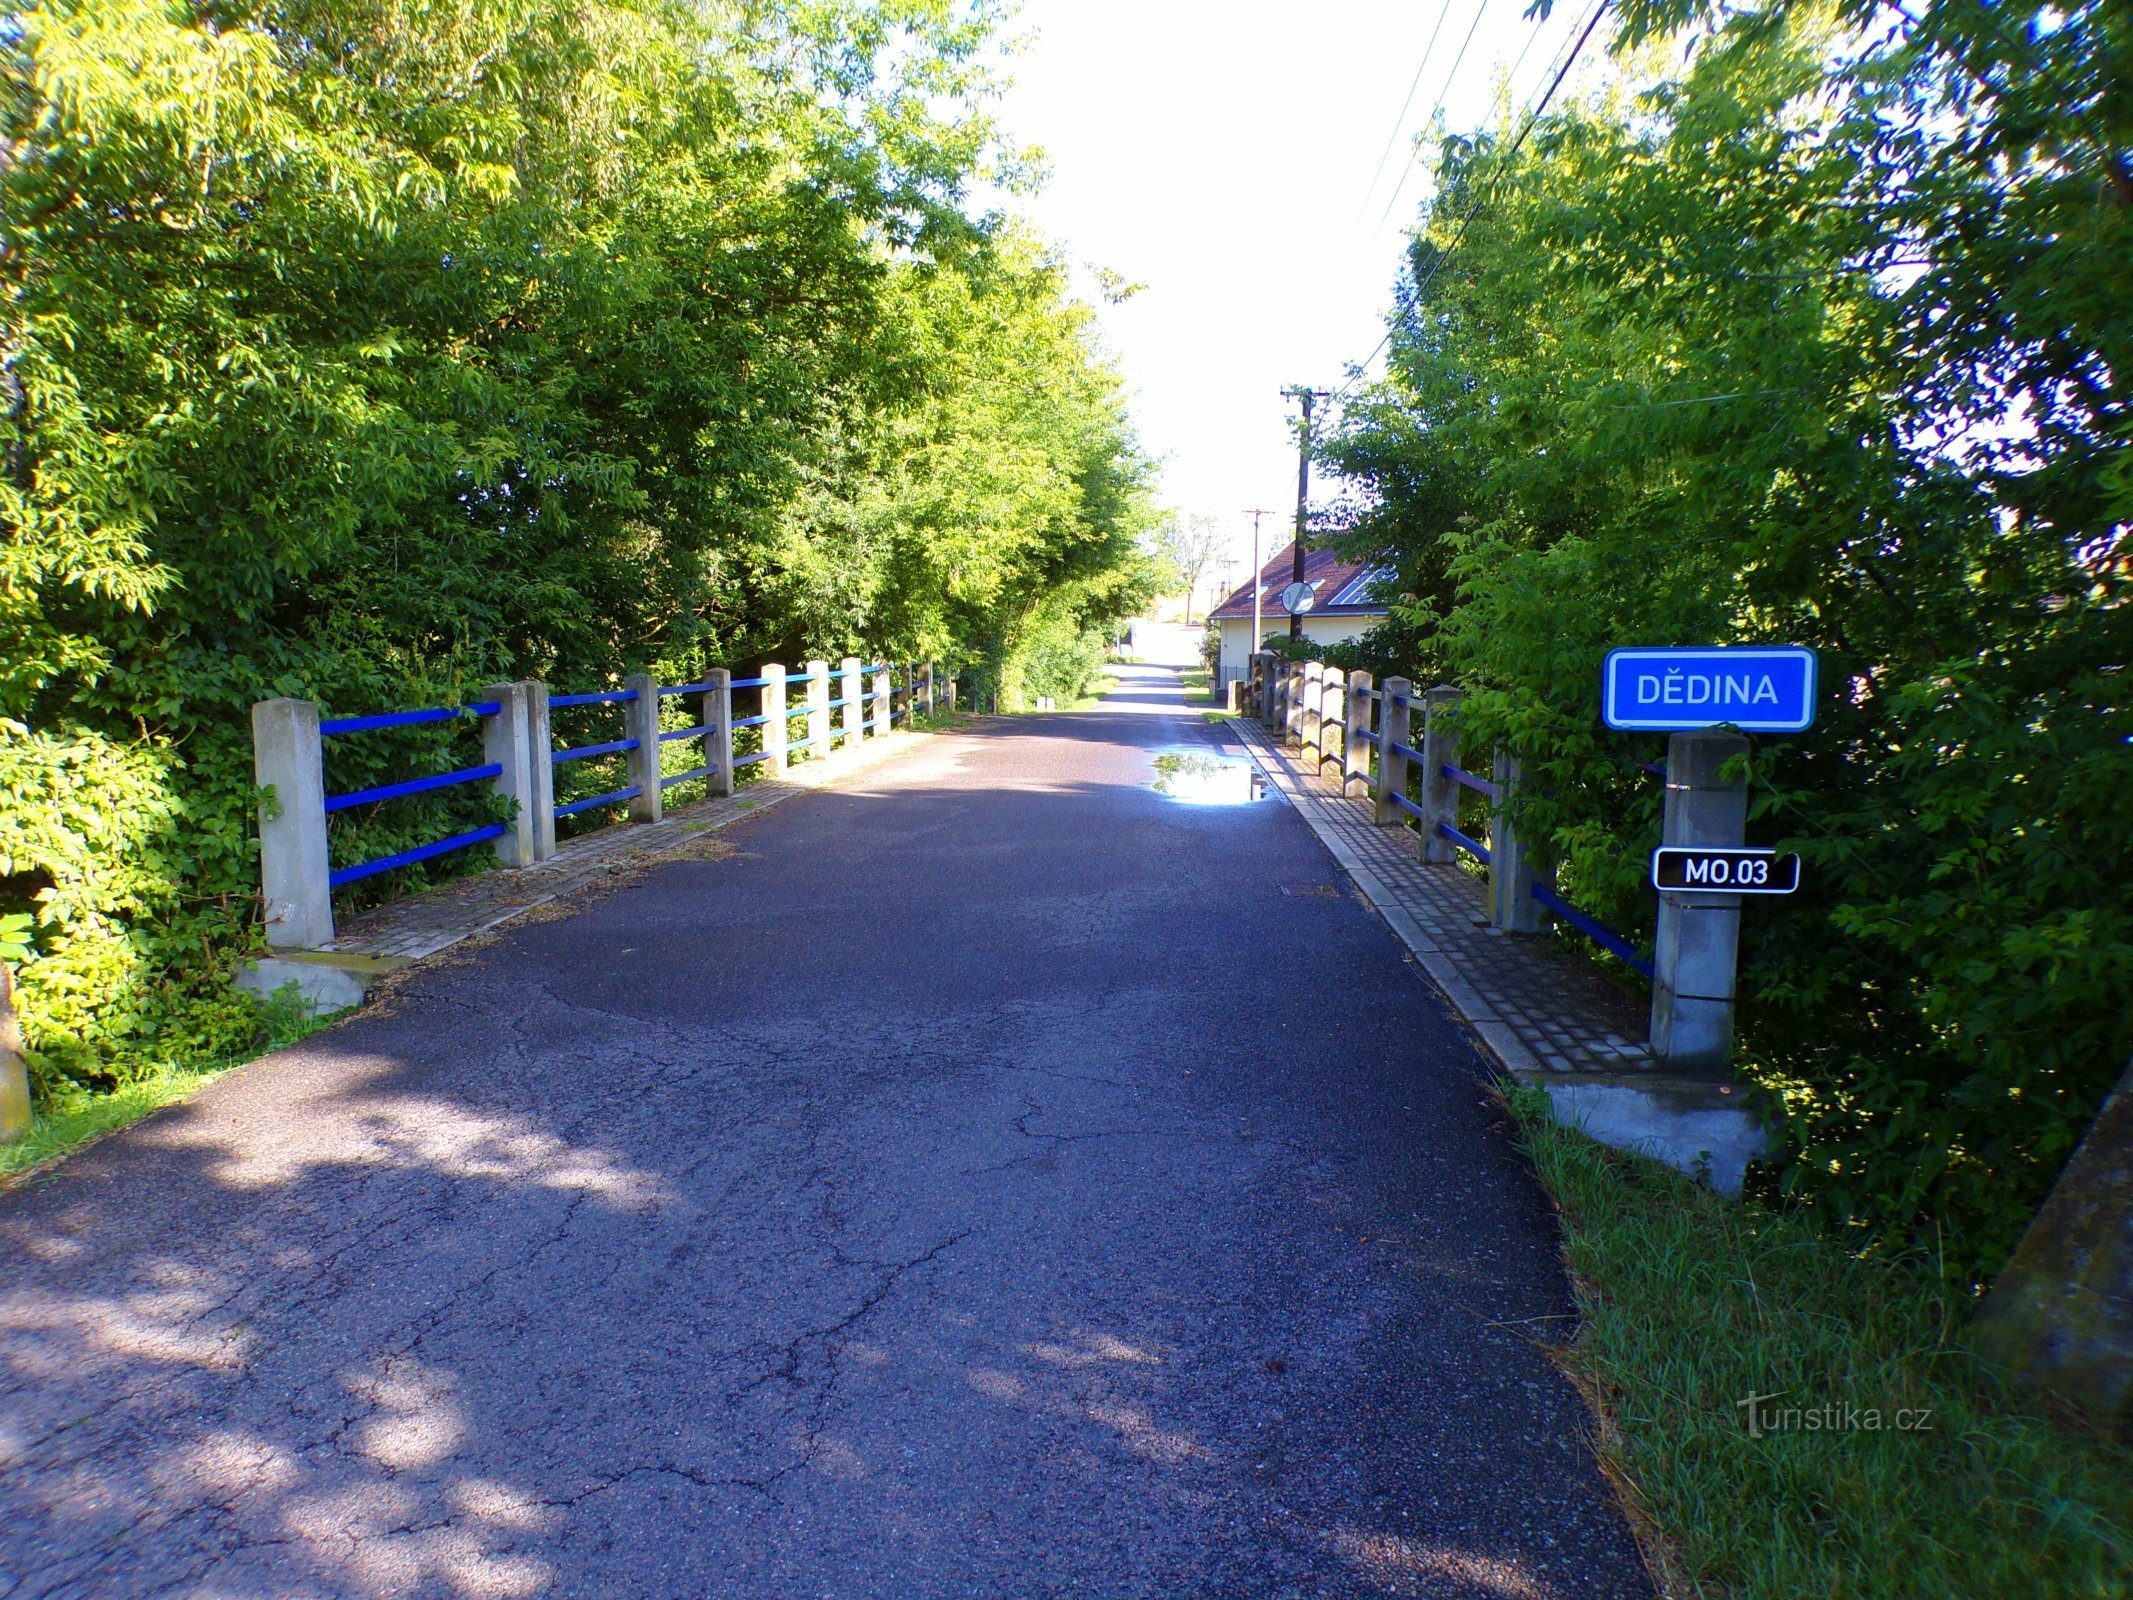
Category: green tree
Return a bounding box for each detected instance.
[0,0,1158,1099]
[1327,0,2132,1277]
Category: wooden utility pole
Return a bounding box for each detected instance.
[1281,387,1328,640]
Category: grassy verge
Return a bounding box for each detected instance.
[1506,1085,2133,1599]
[4,987,329,1183]
[1002,676,1116,714]
[1180,666,1237,725]
[1069,674,1119,711]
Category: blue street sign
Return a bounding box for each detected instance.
[1602,646,1818,733]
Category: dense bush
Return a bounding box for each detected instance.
[1008,604,1109,708]
[1322,0,2132,1279]
[0,0,1160,1099]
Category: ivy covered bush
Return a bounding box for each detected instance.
[0,0,1162,1100]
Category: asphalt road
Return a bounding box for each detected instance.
[0,665,1650,1599]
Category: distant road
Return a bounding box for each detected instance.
[1127,617,1205,666]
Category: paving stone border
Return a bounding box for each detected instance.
[1225,717,1650,1076]
[1225,714,1768,1192]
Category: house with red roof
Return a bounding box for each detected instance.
[1207,543,1393,686]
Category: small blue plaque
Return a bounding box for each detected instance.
[1602,646,1818,733]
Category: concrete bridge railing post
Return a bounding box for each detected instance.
[1419,686,1464,866]
[761,664,788,776]
[841,657,863,748]
[1259,653,1280,730]
[253,697,334,951]
[1286,661,1306,747]
[1320,667,1346,778]
[523,681,557,859]
[921,661,936,718]
[479,683,540,866]
[0,966,26,1143]
[702,669,734,797]
[1488,751,1548,933]
[624,672,662,823]
[805,661,830,761]
[1651,729,1750,1073]
[1374,678,1412,828]
[1342,670,1374,797]
[1302,661,1324,766]
[873,664,892,736]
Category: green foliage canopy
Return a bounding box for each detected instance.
[1322,0,2132,1277]
[0,0,1158,1093]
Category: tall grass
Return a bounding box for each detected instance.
[1508,1087,2133,1598]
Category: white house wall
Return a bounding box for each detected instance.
[1216,616,1386,684]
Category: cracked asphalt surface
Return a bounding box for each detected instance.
[0,664,1651,1599]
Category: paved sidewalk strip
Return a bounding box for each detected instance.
[1224,716,1653,1077]
[327,728,938,962]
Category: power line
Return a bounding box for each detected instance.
[1409,0,1613,300]
[1350,0,1462,233]
[1334,5,1588,394]
[1332,0,1615,407]
[1494,4,1558,120]
[1372,0,1562,243]
[1373,0,1496,239]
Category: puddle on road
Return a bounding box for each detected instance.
[1149,748,1268,805]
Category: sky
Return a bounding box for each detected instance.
[985,0,1607,597]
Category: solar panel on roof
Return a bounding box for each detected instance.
[1325,565,1393,607]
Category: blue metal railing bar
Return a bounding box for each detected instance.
[552,737,638,766]
[732,714,770,729]
[728,676,770,689]
[789,736,815,752]
[1436,820,1491,863]
[1357,730,1381,746]
[1641,761,1667,778]
[733,751,769,768]
[325,763,502,814]
[1388,789,1429,824]
[1442,763,1498,800]
[660,682,717,697]
[1386,739,1425,765]
[1532,882,1654,978]
[826,697,850,709]
[785,671,812,683]
[554,785,641,818]
[657,725,710,743]
[548,690,637,708]
[330,824,506,889]
[659,766,711,790]
[322,704,497,737]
